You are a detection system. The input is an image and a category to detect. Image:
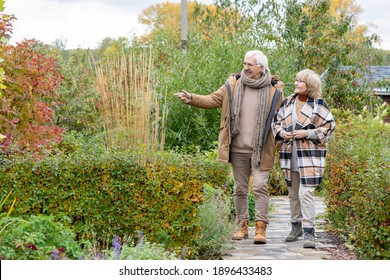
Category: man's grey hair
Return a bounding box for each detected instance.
[244,50,269,73]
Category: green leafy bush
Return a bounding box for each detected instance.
[269,159,288,196]
[0,215,83,260]
[0,146,231,258]
[118,235,179,260]
[0,215,179,260]
[55,48,101,135]
[323,106,390,259]
[196,184,235,259]
[81,234,179,260]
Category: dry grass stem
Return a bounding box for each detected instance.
[95,49,166,151]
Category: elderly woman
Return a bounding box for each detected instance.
[272,69,335,248]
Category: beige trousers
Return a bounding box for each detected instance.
[288,171,316,228]
[230,152,269,223]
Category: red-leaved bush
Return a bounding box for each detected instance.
[0,14,64,155]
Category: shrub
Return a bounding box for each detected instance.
[0,215,83,260]
[0,36,65,155]
[269,159,288,196]
[323,106,390,259]
[0,146,231,258]
[55,48,101,135]
[81,234,179,260]
[196,184,235,259]
[119,235,178,260]
[84,183,234,260]
[0,215,178,260]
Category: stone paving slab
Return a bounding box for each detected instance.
[223,196,332,260]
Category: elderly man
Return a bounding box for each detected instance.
[174,50,283,244]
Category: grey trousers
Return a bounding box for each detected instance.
[288,171,316,228]
[230,152,269,223]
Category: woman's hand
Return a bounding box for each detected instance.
[292,130,308,140]
[281,131,294,141]
[281,130,308,140]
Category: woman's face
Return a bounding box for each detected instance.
[294,78,308,95]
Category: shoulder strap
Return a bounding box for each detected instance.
[225,80,233,127]
[262,89,282,147]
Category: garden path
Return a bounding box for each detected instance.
[223,196,341,260]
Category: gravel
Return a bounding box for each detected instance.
[316,232,357,260]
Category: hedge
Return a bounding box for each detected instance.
[323,109,390,259]
[0,148,231,258]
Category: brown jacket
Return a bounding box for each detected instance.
[187,74,284,171]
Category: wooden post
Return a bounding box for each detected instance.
[181,0,188,50]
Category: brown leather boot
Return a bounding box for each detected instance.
[254,221,267,244]
[232,220,248,240]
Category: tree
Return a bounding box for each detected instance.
[138,1,245,45]
[372,49,390,65]
[138,1,198,42]
[54,47,101,135]
[152,0,383,150]
[329,0,367,42]
[256,0,382,111]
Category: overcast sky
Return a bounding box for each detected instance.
[4,0,390,50]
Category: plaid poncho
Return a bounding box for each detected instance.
[272,94,336,187]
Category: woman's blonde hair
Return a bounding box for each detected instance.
[296,69,322,99]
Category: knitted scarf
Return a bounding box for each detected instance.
[232,69,272,168]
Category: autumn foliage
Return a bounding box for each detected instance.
[0,149,231,258]
[323,108,390,259]
[0,15,64,154]
[0,0,388,260]
[138,1,243,44]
